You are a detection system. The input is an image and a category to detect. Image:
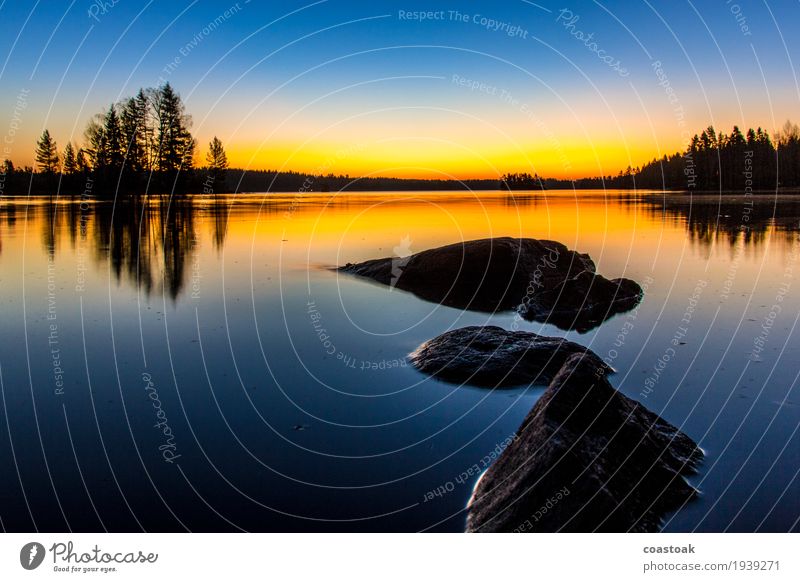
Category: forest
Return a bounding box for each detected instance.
[502,121,800,192]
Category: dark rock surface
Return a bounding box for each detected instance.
[466,353,703,532]
[525,269,644,332]
[337,237,642,332]
[408,325,610,388]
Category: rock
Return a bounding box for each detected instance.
[408,326,611,388]
[466,353,703,532]
[525,270,644,332]
[337,237,642,332]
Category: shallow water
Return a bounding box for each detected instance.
[0,190,798,532]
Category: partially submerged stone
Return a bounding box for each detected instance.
[466,353,703,532]
[525,269,643,332]
[338,237,642,332]
[408,325,610,387]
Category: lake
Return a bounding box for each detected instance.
[0,190,798,532]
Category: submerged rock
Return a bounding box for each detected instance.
[408,326,610,387]
[526,269,643,332]
[466,353,703,532]
[338,237,642,332]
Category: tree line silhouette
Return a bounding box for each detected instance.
[1,82,798,196]
[501,121,800,192]
[2,82,228,197]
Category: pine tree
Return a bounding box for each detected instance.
[84,114,108,170]
[35,129,59,173]
[205,136,228,193]
[103,105,124,174]
[120,94,148,172]
[206,137,227,168]
[62,142,78,175]
[137,88,156,172]
[76,148,89,174]
[207,135,227,173]
[776,120,800,187]
[154,82,194,173]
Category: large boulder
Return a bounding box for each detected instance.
[466,353,703,532]
[408,326,610,387]
[338,237,641,332]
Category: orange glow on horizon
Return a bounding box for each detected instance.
[221,136,685,181]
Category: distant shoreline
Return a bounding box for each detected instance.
[5,187,800,200]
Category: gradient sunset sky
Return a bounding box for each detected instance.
[1,0,798,179]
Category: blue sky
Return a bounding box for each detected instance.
[1,0,798,177]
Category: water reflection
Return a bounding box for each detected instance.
[1,190,799,532]
[0,197,226,301]
[634,193,800,249]
[2,191,800,302]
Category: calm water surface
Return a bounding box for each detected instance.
[0,190,798,532]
